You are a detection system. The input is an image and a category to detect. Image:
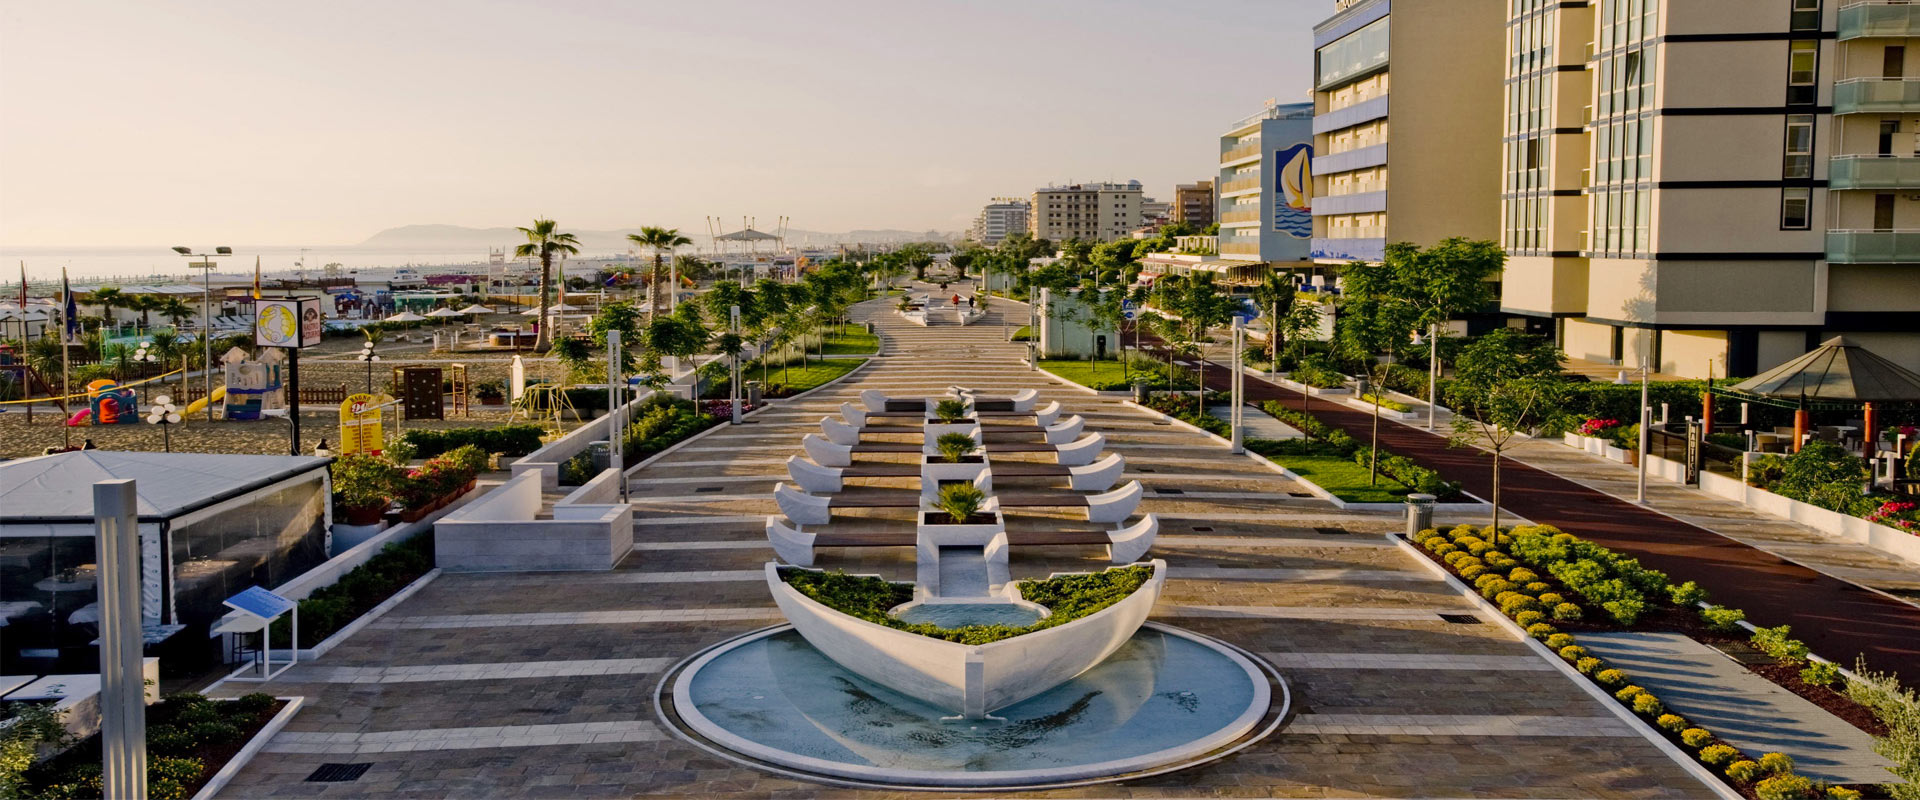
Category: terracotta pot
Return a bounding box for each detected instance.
[343,504,386,526]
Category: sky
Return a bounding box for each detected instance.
[0,0,1320,248]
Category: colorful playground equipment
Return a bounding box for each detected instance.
[220,347,287,420]
[181,386,227,418]
[64,379,138,426]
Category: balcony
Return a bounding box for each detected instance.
[1831,155,1920,188]
[1828,229,1920,262]
[1310,237,1386,263]
[1314,143,1388,176]
[1220,143,1260,164]
[1311,190,1387,216]
[1840,2,1920,39]
[1220,241,1263,256]
[1220,209,1261,224]
[1834,78,1920,114]
[1219,177,1261,194]
[1312,95,1390,136]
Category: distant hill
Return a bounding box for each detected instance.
[358,224,955,251]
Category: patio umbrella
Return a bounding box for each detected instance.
[455,304,493,315]
[384,311,427,323]
[1730,336,1920,454]
[425,307,465,319]
[520,303,581,316]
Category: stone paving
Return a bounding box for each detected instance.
[210,287,1717,798]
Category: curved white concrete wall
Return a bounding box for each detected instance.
[767,560,1165,718]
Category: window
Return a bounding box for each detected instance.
[1783,114,1814,179]
[1788,41,1819,105]
[1791,0,1821,32]
[1781,187,1811,230]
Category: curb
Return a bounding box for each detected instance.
[1389,535,1743,800]
[190,696,305,800]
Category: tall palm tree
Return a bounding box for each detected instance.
[1249,271,1297,369]
[89,287,124,331]
[159,298,194,331]
[628,227,693,316]
[514,219,581,353]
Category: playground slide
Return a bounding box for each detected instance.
[182,386,227,418]
[65,409,91,426]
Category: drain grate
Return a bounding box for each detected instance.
[1137,468,1157,473]
[1438,614,1483,625]
[694,487,725,493]
[306,763,373,783]
[1157,488,1185,495]
[1314,526,1347,536]
[1191,526,1214,532]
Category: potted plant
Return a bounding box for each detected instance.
[927,482,989,525]
[475,380,506,406]
[935,431,980,464]
[933,398,971,424]
[332,454,398,526]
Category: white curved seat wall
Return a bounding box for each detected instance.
[773,483,832,526]
[1067,453,1125,491]
[1043,415,1086,445]
[860,390,889,413]
[786,456,843,493]
[1032,401,1062,428]
[839,402,867,429]
[1085,480,1144,523]
[820,416,861,446]
[766,516,818,566]
[1105,514,1158,563]
[1053,433,1106,467]
[1009,389,1039,412]
[802,434,852,467]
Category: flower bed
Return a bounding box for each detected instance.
[395,445,488,521]
[1409,523,1883,797]
[559,395,721,485]
[778,565,1154,646]
[1357,392,1412,413]
[1748,442,1920,534]
[16,692,284,800]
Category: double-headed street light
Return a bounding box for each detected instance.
[355,341,381,394]
[172,246,231,422]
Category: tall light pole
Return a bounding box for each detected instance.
[1426,321,1439,432]
[1230,317,1245,454]
[173,246,230,422]
[730,305,743,424]
[607,330,626,501]
[356,341,381,394]
[1636,333,1652,505]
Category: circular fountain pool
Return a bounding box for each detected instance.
[658,622,1285,790]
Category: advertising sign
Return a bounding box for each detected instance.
[256,297,323,348]
[1273,142,1313,239]
[338,393,388,455]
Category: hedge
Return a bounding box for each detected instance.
[398,425,546,458]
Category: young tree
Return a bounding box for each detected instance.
[514,219,581,352]
[1447,328,1571,535]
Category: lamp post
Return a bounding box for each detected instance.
[1636,347,1651,505]
[355,341,381,394]
[730,305,743,424]
[1426,321,1439,432]
[145,395,181,453]
[1230,317,1245,454]
[132,343,158,407]
[172,246,229,422]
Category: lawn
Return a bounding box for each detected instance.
[705,357,867,399]
[1038,359,1195,391]
[818,323,879,356]
[1011,325,1033,342]
[1246,444,1413,504]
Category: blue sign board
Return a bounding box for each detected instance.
[1121,300,1136,320]
[224,586,297,620]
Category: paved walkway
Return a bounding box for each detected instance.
[1156,337,1920,683]
[1580,632,1894,784]
[207,289,1714,798]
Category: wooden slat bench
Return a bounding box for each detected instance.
[813,531,1112,548]
[839,463,1071,478]
[852,442,1056,453]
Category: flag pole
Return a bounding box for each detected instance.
[60,267,74,449]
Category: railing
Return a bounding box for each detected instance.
[1840,1,1920,39]
[1219,242,1263,256]
[1834,77,1920,114]
[1828,229,1920,262]
[1830,154,1920,188]
[1220,209,1261,224]
[1220,143,1261,163]
[1219,177,1261,193]
[174,382,351,405]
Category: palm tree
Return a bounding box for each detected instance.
[1249,271,1296,371]
[124,294,159,330]
[89,288,124,332]
[628,227,693,316]
[159,298,194,331]
[513,219,581,353]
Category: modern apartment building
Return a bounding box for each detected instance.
[1499,0,1920,378]
[1030,181,1144,242]
[1309,0,1504,265]
[1173,180,1217,228]
[971,198,1031,245]
[1218,102,1317,262]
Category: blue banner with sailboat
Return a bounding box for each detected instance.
[1273,142,1313,239]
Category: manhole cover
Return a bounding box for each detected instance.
[1438,614,1483,625]
[306,763,373,783]
[695,487,725,493]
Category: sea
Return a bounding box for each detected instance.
[2,245,542,285]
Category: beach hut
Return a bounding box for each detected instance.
[0,451,332,674]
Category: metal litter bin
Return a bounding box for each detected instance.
[1405,493,1436,538]
[589,441,612,472]
[746,381,763,406]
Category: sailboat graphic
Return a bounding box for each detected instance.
[1273,143,1314,238]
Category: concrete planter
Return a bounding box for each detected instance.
[921,454,990,494]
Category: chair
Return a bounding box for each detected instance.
[765,516,818,566]
[1085,481,1144,523]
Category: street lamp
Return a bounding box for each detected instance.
[355,341,381,394]
[172,246,230,421]
[145,394,182,453]
[1635,340,1652,505]
[132,343,158,406]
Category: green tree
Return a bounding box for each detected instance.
[627,226,693,316]
[124,293,159,330]
[88,287,124,329]
[513,219,581,353]
[641,315,709,388]
[159,297,194,330]
[1248,271,1297,368]
[1447,328,1571,533]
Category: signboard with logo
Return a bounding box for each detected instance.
[256,297,323,348]
[1273,142,1313,239]
[338,393,389,455]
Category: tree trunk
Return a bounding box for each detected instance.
[1489,450,1503,541]
[651,254,666,315]
[533,252,554,353]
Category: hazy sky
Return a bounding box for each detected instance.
[0,0,1319,247]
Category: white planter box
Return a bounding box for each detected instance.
[1305,385,1349,396]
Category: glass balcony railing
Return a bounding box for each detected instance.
[1220,144,1260,163]
[1220,209,1261,224]
[1220,177,1261,193]
[1834,78,1920,114]
[1827,229,1920,262]
[1840,2,1920,39]
[1831,155,1920,188]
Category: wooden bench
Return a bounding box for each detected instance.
[839,463,1071,478]
[852,442,1057,453]
[813,531,1112,548]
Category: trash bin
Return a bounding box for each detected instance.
[865,321,875,334]
[1404,493,1436,538]
[745,381,763,406]
[589,441,612,472]
[1133,382,1150,404]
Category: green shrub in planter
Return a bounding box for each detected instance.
[1499,595,1540,617]
[1428,542,1458,556]
[1479,579,1518,600]
[1655,713,1689,733]
[189,720,243,745]
[1595,669,1628,687]
[1538,592,1565,606]
[1514,610,1546,628]
[1698,745,1739,766]
[1526,622,1557,639]
[1701,605,1746,633]
[1726,760,1763,783]
[1828,787,1864,800]
[1508,567,1538,584]
[1631,692,1663,716]
[146,725,194,755]
[1681,728,1714,748]
[150,757,205,786]
[1669,580,1709,607]
[1757,753,1795,776]
[1800,660,1841,687]
[1575,656,1602,675]
[232,692,276,713]
[1545,633,1577,650]
[1754,776,1815,800]
[1484,553,1518,570]
[1552,602,1583,621]
[1614,684,1644,701]
[1464,539,1494,556]
[1752,625,1811,663]
[1458,564,1488,580]
[1559,645,1588,662]
[1524,581,1552,594]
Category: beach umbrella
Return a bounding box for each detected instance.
[384,311,427,323]
[425,307,465,319]
[455,304,493,315]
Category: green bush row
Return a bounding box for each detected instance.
[271,532,434,648]
[398,425,546,458]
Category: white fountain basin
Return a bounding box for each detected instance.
[766,560,1166,719]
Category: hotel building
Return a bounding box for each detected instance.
[1309,0,1505,265]
[1218,102,1318,263]
[1030,181,1144,242]
[972,198,1031,245]
[1500,0,1920,377]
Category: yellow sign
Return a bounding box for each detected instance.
[338,392,389,455]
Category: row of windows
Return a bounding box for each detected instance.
[1592,188,1652,255]
[1595,117,1654,185]
[1596,47,1655,119]
[1597,0,1658,55]
[1503,195,1549,251]
[1316,16,1390,89]
[1508,72,1554,137]
[1508,8,1554,77]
